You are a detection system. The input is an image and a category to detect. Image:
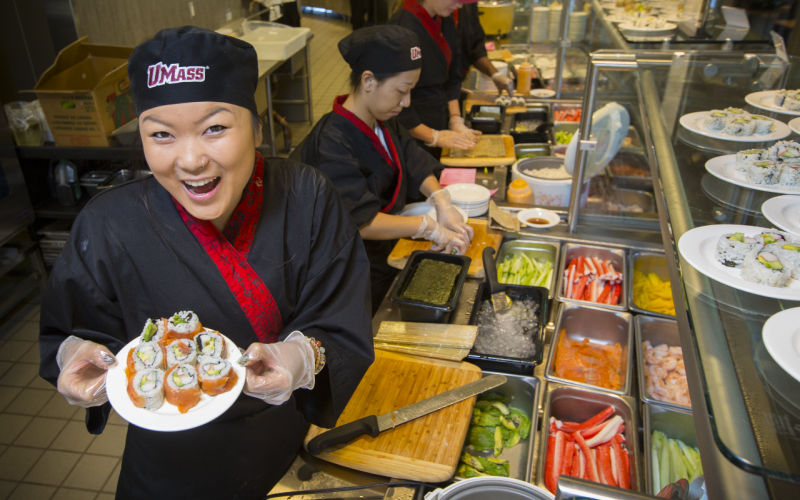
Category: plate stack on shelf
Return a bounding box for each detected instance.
[568,12,588,42]
[444,184,491,217]
[530,6,549,43]
[548,4,563,41]
[37,220,72,266]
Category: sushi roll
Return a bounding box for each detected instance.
[750,115,774,135]
[716,232,761,268]
[165,364,202,414]
[785,94,800,111]
[769,140,800,165]
[724,107,749,117]
[126,341,165,375]
[736,149,763,173]
[779,163,800,187]
[703,110,729,131]
[197,356,239,396]
[139,318,166,344]
[746,160,780,185]
[775,89,789,107]
[194,329,227,362]
[164,311,203,343]
[127,368,165,411]
[766,242,800,278]
[165,339,197,368]
[741,249,791,287]
[755,230,793,246]
[723,117,755,136]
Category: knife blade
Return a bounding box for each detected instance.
[306,374,506,455]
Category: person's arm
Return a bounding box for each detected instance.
[419,174,440,198]
[408,123,477,150]
[358,213,424,240]
[473,56,498,78]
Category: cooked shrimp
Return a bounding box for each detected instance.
[676,359,685,376]
[669,346,683,358]
[661,356,678,371]
[648,365,667,380]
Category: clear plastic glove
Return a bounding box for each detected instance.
[56,336,117,408]
[427,189,474,243]
[414,214,468,255]
[427,129,477,151]
[241,331,315,405]
[449,116,482,137]
[492,72,515,97]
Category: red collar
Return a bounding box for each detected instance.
[333,95,404,213]
[172,155,283,344]
[403,0,452,69]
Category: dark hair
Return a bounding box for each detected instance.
[348,69,399,94]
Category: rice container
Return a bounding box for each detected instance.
[512,157,589,208]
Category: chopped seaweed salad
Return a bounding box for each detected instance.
[402,260,461,305]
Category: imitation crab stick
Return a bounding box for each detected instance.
[563,256,623,305]
[556,406,615,433]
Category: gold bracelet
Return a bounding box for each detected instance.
[307,337,326,375]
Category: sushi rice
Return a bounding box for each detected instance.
[723,117,756,136]
[785,94,800,111]
[129,341,165,372]
[750,115,775,135]
[746,160,780,185]
[166,339,197,367]
[168,311,202,336]
[716,232,762,268]
[736,149,763,173]
[779,163,800,187]
[766,242,800,279]
[128,368,165,411]
[741,249,792,287]
[140,318,165,343]
[194,329,227,362]
[703,111,730,131]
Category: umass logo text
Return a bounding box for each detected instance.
[147,62,206,88]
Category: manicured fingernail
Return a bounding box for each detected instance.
[102,353,116,365]
[236,355,250,366]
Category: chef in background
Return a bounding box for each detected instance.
[457,2,514,95]
[302,26,474,313]
[388,0,483,160]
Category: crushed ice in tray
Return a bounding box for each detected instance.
[473,298,539,358]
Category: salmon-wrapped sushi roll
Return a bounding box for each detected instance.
[126,341,165,379]
[162,311,203,344]
[166,339,197,368]
[140,318,166,343]
[194,329,227,362]
[197,356,238,396]
[127,368,165,411]
[165,364,201,413]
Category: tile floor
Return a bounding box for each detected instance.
[0,13,353,500]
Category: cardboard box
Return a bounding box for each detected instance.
[30,37,135,147]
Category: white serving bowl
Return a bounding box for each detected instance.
[512,156,589,207]
[517,208,560,229]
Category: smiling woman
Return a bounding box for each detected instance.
[38,26,374,500]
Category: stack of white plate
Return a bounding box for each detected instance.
[548,5,563,41]
[445,184,491,217]
[568,12,588,42]
[529,7,549,43]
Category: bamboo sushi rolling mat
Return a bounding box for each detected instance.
[387,218,502,279]
[440,135,516,167]
[303,350,482,482]
[464,96,526,115]
[374,321,479,361]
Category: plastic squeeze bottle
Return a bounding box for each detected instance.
[516,62,533,96]
[507,178,534,205]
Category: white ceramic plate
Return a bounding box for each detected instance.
[744,91,800,116]
[107,334,246,432]
[705,155,800,195]
[445,183,491,203]
[517,208,559,229]
[618,22,677,34]
[762,308,800,383]
[397,202,468,223]
[678,224,800,300]
[530,89,556,98]
[789,117,800,135]
[679,111,791,142]
[762,196,800,237]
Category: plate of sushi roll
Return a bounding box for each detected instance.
[680,108,790,141]
[705,141,800,194]
[762,308,800,384]
[679,225,800,299]
[762,195,800,237]
[745,90,800,116]
[106,311,246,432]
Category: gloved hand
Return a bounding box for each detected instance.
[427,189,474,243]
[56,336,117,408]
[449,116,482,137]
[414,214,468,255]
[426,129,477,150]
[492,72,515,96]
[241,331,315,405]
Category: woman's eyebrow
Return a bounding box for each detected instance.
[195,107,233,125]
[142,115,173,127]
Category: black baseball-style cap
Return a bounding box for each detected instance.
[128,26,259,116]
[338,25,423,76]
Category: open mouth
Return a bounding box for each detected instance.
[182,177,221,195]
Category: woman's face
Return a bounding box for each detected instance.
[363,69,421,122]
[139,102,260,227]
[422,0,462,17]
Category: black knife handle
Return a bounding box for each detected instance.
[307,415,381,456]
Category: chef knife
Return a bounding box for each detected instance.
[307,374,506,455]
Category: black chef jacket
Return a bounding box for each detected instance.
[388,6,463,158]
[457,3,488,78]
[39,158,375,500]
[302,109,439,313]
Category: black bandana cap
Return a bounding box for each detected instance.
[129,26,259,116]
[338,26,422,77]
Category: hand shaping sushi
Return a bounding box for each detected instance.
[165,364,202,414]
[127,368,165,411]
[197,357,238,396]
[741,249,791,287]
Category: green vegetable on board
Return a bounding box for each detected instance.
[497,253,553,289]
[467,426,495,452]
[493,426,504,458]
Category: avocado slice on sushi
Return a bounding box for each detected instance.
[758,252,784,270]
[761,233,778,244]
[728,232,745,242]
[783,244,800,251]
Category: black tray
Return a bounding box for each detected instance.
[468,104,505,134]
[389,250,471,323]
[510,111,550,144]
[466,282,549,374]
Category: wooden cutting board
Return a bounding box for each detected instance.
[386,218,502,279]
[303,350,482,482]
[440,135,516,167]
